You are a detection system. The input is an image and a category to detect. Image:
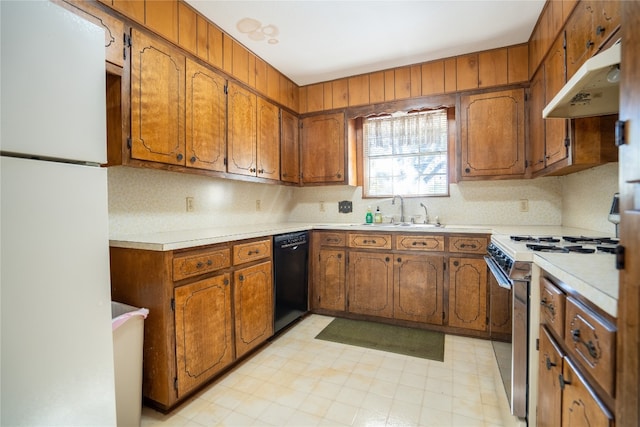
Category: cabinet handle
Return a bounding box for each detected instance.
[224,278,229,285]
[459,243,478,249]
[412,241,427,246]
[177,153,184,161]
[558,374,571,390]
[571,329,599,359]
[196,261,203,268]
[239,274,244,281]
[190,156,196,163]
[586,39,594,49]
[540,299,556,316]
[248,250,260,255]
[207,259,213,266]
[327,238,339,243]
[545,356,557,371]
[258,168,265,174]
[596,25,605,36]
[363,239,377,244]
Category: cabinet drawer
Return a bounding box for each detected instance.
[565,297,616,398]
[316,231,346,247]
[448,236,488,254]
[540,277,566,339]
[233,239,272,265]
[395,234,444,251]
[173,247,231,281]
[348,233,392,249]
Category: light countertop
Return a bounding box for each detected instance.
[110,222,618,317]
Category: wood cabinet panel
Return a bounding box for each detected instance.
[456,54,478,90]
[444,58,457,93]
[256,98,280,179]
[394,254,444,324]
[422,61,445,95]
[195,14,208,61]
[185,58,226,172]
[369,71,385,104]
[348,75,370,106]
[174,273,233,397]
[305,84,324,113]
[348,233,392,250]
[232,40,250,84]
[448,236,487,255]
[410,65,422,98]
[234,261,274,358]
[537,325,564,427]
[172,246,230,281]
[545,34,569,168]
[460,88,525,178]
[395,235,444,252]
[323,83,333,110]
[145,0,178,44]
[222,34,233,74]
[227,82,257,176]
[529,67,547,173]
[300,112,346,184]
[562,357,614,426]
[540,277,566,339]
[111,0,144,24]
[566,1,597,79]
[233,239,271,265]
[267,65,281,104]
[207,23,223,69]
[315,248,347,311]
[348,251,394,318]
[508,44,529,83]
[254,57,268,95]
[178,2,197,54]
[130,29,185,165]
[448,257,487,331]
[280,110,300,183]
[332,79,349,108]
[316,231,346,247]
[394,67,411,100]
[478,49,508,88]
[384,70,395,101]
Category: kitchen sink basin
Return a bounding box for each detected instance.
[351,223,444,228]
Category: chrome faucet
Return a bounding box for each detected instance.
[420,202,429,224]
[392,195,405,223]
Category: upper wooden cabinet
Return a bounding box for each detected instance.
[460,88,526,179]
[256,98,280,180]
[566,0,620,79]
[98,0,144,24]
[280,110,300,183]
[227,82,257,176]
[130,29,186,165]
[185,58,226,172]
[300,112,347,184]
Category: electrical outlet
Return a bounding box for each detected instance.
[320,201,325,212]
[256,199,261,211]
[186,197,194,212]
[519,199,529,212]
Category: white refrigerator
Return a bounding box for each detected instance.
[1,1,117,425]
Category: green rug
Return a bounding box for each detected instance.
[315,318,444,361]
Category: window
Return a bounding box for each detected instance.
[363,109,449,197]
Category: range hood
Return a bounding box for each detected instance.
[543,40,620,119]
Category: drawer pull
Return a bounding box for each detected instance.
[196,262,203,269]
[207,259,213,266]
[363,239,377,244]
[224,278,229,285]
[571,329,599,359]
[412,241,427,246]
[239,274,244,281]
[558,374,571,390]
[248,250,260,255]
[545,356,557,371]
[459,243,477,249]
[540,299,556,316]
[327,238,339,243]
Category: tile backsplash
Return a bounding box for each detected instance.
[108,163,618,236]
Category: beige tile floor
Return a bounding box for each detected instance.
[141,314,508,427]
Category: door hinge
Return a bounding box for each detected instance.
[564,137,570,148]
[524,92,529,102]
[616,245,625,270]
[615,120,626,146]
[224,157,227,166]
[127,137,132,149]
[171,298,175,311]
[525,159,529,168]
[442,311,445,321]
[123,33,131,60]
[536,338,540,351]
[174,377,178,391]
[443,261,446,270]
[224,84,228,95]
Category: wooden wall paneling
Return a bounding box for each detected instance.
[177,2,197,54]
[529,21,543,77]
[306,83,324,113]
[291,81,300,113]
[478,48,508,88]
[549,0,565,41]
[508,44,529,83]
[384,70,395,101]
[247,53,256,88]
[195,15,208,61]
[456,53,478,90]
[298,87,308,114]
[332,79,348,108]
[323,82,333,110]
[266,65,280,102]
[444,58,457,92]
[410,65,422,98]
[222,33,233,74]
[145,0,178,44]
[369,71,385,104]
[394,67,411,100]
[111,0,144,24]
[348,75,370,106]
[232,40,249,84]
[206,24,223,69]
[422,60,445,95]
[254,57,268,95]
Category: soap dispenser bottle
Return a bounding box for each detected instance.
[374,206,383,223]
[365,206,373,224]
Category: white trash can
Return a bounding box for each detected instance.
[112,302,149,427]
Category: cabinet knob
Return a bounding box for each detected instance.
[385,257,390,262]
[453,260,459,266]
[586,39,594,49]
[196,262,203,268]
[250,168,256,173]
[465,168,470,173]
[336,173,342,179]
[596,25,605,36]
[207,259,213,266]
[190,156,196,163]
[224,278,229,285]
[397,257,402,263]
[545,356,557,371]
[337,254,342,259]
[177,153,184,161]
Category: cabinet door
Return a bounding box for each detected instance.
[234,261,274,358]
[300,113,345,183]
[561,357,614,426]
[174,273,233,397]
[545,34,569,168]
[227,82,257,176]
[185,58,226,172]
[537,326,564,427]
[448,257,488,331]
[566,2,596,79]
[256,98,280,180]
[348,251,394,318]
[529,67,547,173]
[394,254,444,325]
[489,274,511,338]
[315,248,346,311]
[280,110,300,183]
[130,29,185,165]
[460,88,525,178]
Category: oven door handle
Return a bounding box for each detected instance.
[484,256,512,289]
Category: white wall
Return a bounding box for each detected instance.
[108,163,617,236]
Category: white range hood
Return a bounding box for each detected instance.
[543,40,620,119]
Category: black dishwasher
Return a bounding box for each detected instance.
[273,231,309,333]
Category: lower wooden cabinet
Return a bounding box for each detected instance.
[174,273,233,398]
[448,257,488,331]
[394,254,444,324]
[315,248,347,311]
[347,251,394,318]
[234,261,274,358]
[538,325,564,427]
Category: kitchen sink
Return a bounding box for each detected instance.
[351,223,444,228]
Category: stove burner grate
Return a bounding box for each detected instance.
[563,236,620,245]
[596,245,618,254]
[511,235,560,243]
[526,244,596,254]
